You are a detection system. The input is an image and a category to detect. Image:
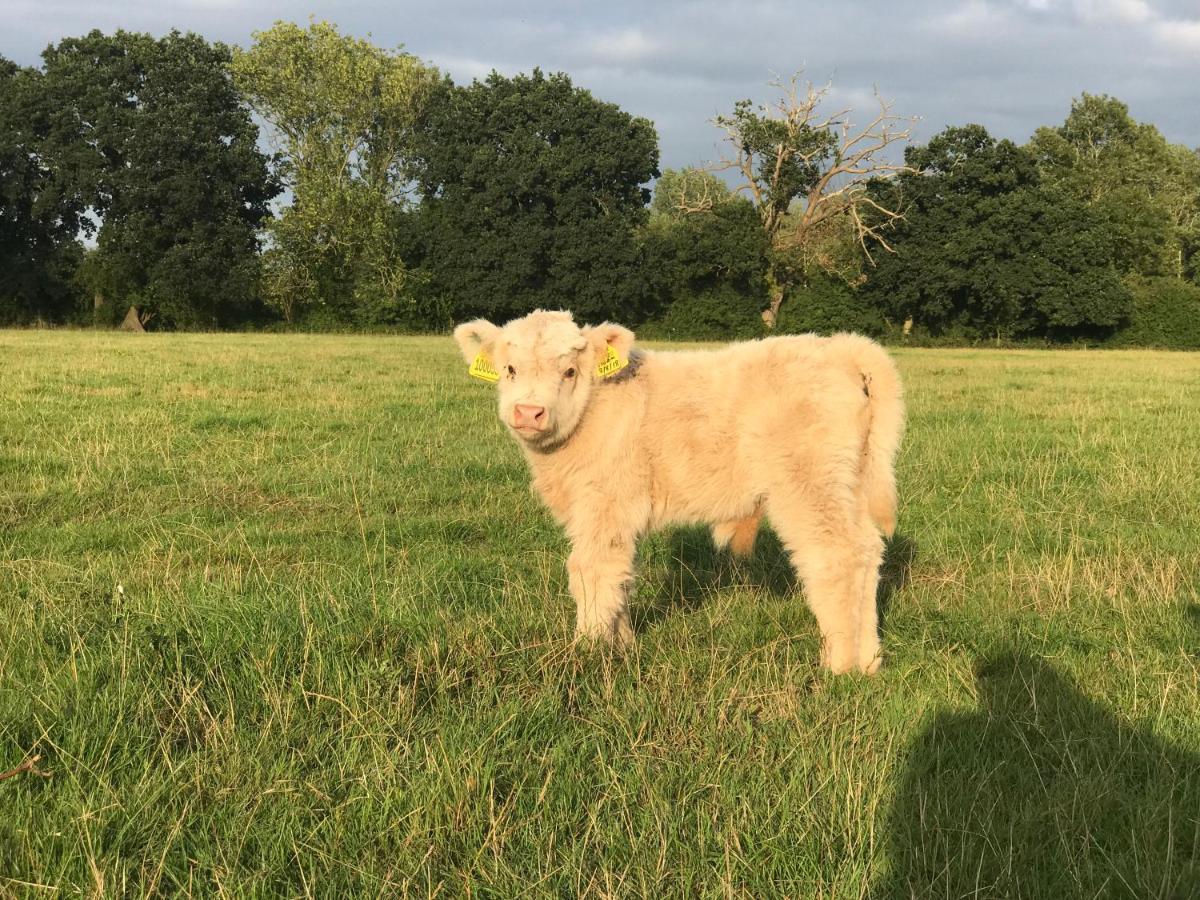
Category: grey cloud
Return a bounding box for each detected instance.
[1,0,1196,177]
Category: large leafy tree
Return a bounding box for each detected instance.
[233,21,441,326]
[864,125,1131,339]
[1164,144,1200,282]
[39,30,279,328]
[1028,94,1200,280]
[0,57,86,324]
[411,69,659,323]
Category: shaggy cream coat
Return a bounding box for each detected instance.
[454,310,904,674]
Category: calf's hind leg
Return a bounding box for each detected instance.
[711,510,762,559]
[767,487,884,674]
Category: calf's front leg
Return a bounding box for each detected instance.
[568,539,636,646]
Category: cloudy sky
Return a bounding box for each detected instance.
[2,0,1198,171]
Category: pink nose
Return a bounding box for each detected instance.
[512,404,547,430]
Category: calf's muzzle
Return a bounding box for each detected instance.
[512,403,548,431]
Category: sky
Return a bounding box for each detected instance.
[2,0,1198,174]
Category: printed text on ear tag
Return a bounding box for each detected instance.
[595,345,629,379]
[468,353,500,383]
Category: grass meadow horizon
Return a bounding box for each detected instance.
[2,330,1198,896]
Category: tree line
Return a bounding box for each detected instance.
[2,21,1198,345]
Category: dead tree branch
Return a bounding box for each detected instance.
[0,755,51,783]
[673,169,717,214]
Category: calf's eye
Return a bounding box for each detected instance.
[564,367,576,379]
[506,365,516,378]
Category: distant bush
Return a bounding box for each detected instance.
[776,275,887,337]
[638,283,766,341]
[1108,277,1200,349]
[636,195,770,340]
[636,274,892,342]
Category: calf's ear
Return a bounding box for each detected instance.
[453,319,500,364]
[583,322,635,366]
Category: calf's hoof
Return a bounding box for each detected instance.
[821,637,882,675]
[575,612,634,648]
[820,635,857,675]
[858,641,883,675]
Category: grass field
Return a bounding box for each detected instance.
[2,330,1198,898]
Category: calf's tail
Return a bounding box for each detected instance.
[842,335,906,537]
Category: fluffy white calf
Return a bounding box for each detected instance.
[454,310,904,674]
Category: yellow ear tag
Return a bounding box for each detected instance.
[468,352,500,383]
[595,345,629,379]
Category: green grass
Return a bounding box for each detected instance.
[2,331,1198,898]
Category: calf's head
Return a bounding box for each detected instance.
[454,310,635,450]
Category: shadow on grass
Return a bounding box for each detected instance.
[631,525,795,632]
[878,532,917,633]
[876,649,1200,898]
[631,525,918,637]
[1185,603,1200,650]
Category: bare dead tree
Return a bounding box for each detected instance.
[712,74,918,325]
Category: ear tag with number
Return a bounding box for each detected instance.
[595,345,629,379]
[468,352,500,383]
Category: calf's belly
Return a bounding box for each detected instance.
[647,459,760,530]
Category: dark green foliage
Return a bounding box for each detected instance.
[655,198,768,289]
[638,283,766,341]
[863,125,1131,340]
[0,57,87,324]
[38,30,279,329]
[1088,188,1175,280]
[638,189,769,339]
[277,207,446,332]
[1029,94,1188,280]
[775,274,886,337]
[411,70,659,323]
[1109,277,1200,349]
